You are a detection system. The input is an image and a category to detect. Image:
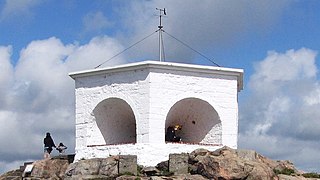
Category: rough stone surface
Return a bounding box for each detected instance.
[1,147,319,180]
[189,146,277,179]
[0,169,22,180]
[119,155,137,176]
[141,166,160,176]
[169,153,189,175]
[30,158,69,179]
[99,156,119,176]
[72,158,101,175]
[65,157,119,179]
[278,174,310,180]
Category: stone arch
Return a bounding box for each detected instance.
[93,97,136,145]
[165,98,221,144]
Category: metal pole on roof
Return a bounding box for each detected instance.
[156,8,166,62]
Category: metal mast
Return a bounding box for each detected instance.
[156,8,166,62]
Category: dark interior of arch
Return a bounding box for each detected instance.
[93,98,136,145]
[165,98,221,144]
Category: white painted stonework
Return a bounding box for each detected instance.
[69,60,243,166]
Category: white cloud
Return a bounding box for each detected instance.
[251,48,317,84]
[0,36,126,174]
[66,36,126,71]
[0,46,13,107]
[0,0,41,21]
[239,48,320,172]
[116,0,290,63]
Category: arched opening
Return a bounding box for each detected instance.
[93,98,136,145]
[165,98,221,144]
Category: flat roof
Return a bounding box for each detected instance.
[69,60,244,91]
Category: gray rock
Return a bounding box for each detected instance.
[169,153,189,175]
[119,155,137,176]
[1,147,317,180]
[141,166,160,176]
[99,156,119,177]
[30,158,69,179]
[72,158,102,175]
[236,149,257,161]
[65,157,120,178]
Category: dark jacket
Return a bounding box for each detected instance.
[44,135,56,148]
[165,126,176,141]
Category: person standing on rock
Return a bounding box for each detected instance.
[43,132,56,158]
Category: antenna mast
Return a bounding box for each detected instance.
[156,8,166,62]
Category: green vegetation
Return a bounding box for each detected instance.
[302,172,320,178]
[273,168,295,175]
[136,165,143,176]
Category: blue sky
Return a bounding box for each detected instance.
[1,0,320,174]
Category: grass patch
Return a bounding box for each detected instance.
[273,168,295,175]
[302,172,320,178]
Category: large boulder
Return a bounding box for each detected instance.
[64,156,119,179]
[29,158,69,179]
[189,146,277,179]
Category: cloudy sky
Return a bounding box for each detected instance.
[1,0,320,174]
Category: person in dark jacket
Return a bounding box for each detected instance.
[165,124,182,142]
[44,132,56,158]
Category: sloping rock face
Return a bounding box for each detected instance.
[188,147,300,180]
[64,157,119,179]
[0,169,22,180]
[30,158,69,179]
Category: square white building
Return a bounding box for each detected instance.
[69,60,243,166]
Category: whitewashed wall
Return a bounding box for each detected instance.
[70,61,243,166]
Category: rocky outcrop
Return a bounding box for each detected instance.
[1,146,319,180]
[186,147,317,180]
[65,157,119,179]
[0,169,22,180]
[30,157,69,179]
[189,147,278,179]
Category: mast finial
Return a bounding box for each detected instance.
[156,8,166,29]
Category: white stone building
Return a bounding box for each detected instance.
[69,60,243,166]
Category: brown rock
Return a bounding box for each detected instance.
[0,169,22,180]
[65,157,119,178]
[30,158,69,179]
[189,146,278,179]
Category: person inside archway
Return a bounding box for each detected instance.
[43,132,56,158]
[165,124,182,142]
